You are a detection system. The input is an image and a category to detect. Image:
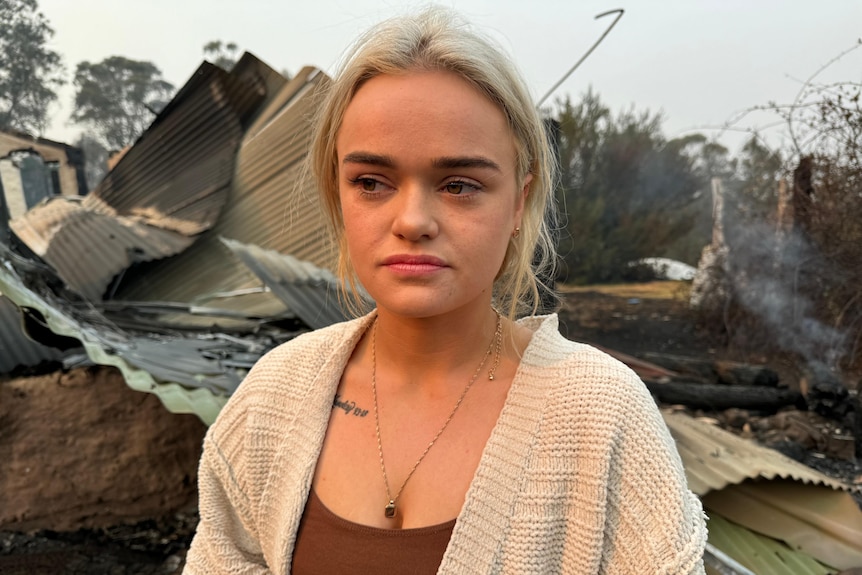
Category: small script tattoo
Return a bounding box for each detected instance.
[333,394,369,417]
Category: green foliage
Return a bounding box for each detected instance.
[0,0,65,134]
[660,135,743,264]
[554,90,706,283]
[203,40,240,71]
[70,56,175,150]
[735,136,783,218]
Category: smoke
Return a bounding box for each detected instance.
[723,208,847,370]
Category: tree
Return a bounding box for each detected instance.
[203,40,240,71]
[694,44,862,375]
[735,136,783,219]
[70,56,175,150]
[0,0,65,134]
[554,89,705,283]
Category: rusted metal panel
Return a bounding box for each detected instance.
[664,411,855,495]
[221,238,350,330]
[589,342,678,380]
[113,66,335,316]
[9,60,268,301]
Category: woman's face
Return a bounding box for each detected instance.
[336,70,529,319]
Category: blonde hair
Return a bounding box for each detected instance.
[310,7,557,319]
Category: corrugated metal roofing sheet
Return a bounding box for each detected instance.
[703,480,862,570]
[9,60,268,300]
[706,513,836,575]
[0,294,67,373]
[0,257,291,423]
[11,197,194,300]
[113,66,335,314]
[664,411,854,495]
[221,237,349,330]
[116,336,264,395]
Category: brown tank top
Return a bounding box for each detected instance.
[291,489,456,574]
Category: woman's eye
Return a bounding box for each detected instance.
[444,181,478,195]
[360,179,378,192]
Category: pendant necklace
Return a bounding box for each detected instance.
[371,311,503,519]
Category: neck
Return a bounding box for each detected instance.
[371,306,501,391]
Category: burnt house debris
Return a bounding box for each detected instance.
[0,53,340,420]
[0,130,87,229]
[0,53,860,574]
[687,160,861,464]
[1,131,89,374]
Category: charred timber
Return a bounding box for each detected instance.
[644,380,805,411]
[642,353,780,387]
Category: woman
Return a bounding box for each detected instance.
[185,8,706,574]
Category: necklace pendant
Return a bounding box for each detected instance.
[385,500,397,518]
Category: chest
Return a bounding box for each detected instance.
[311,371,512,530]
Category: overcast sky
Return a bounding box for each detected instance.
[38,0,862,154]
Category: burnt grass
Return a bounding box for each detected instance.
[558,282,861,497]
[0,512,198,575]
[1,281,858,573]
[557,282,717,359]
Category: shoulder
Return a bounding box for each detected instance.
[240,314,371,395]
[517,314,674,461]
[519,313,649,409]
[518,315,706,572]
[208,313,374,441]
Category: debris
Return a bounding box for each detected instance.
[703,542,757,575]
[714,359,780,387]
[705,514,836,575]
[802,363,854,420]
[668,411,862,573]
[645,380,804,411]
[9,60,267,301]
[703,480,862,570]
[642,352,780,387]
[221,237,356,330]
[633,257,697,281]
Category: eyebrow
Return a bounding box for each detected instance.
[432,156,501,172]
[341,152,502,173]
[341,152,396,168]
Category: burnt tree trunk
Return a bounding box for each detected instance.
[642,353,780,387]
[644,380,804,411]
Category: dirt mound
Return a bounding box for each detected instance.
[0,366,206,532]
[0,366,206,572]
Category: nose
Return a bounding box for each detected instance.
[391,184,439,241]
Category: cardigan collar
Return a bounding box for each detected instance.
[261,312,565,574]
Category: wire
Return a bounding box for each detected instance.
[537,9,625,107]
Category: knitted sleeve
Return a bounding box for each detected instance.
[600,368,707,575]
[183,432,272,575]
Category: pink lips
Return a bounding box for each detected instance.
[381,254,448,274]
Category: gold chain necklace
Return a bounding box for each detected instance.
[371,311,503,519]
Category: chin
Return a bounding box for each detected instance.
[373,299,451,319]
[370,289,490,320]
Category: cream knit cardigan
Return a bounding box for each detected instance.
[184,313,707,574]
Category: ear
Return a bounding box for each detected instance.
[514,173,532,227]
